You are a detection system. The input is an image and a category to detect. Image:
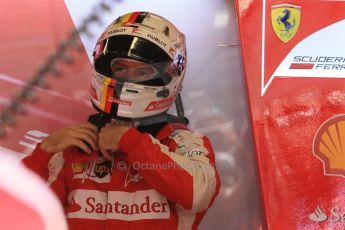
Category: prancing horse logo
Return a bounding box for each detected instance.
[277,9,295,35]
[271,4,301,43]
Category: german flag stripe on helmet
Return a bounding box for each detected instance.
[135,12,147,23]
[128,12,141,23]
[120,12,147,26]
[119,13,131,26]
[104,79,115,113]
[99,78,111,111]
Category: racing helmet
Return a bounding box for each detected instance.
[90,12,187,119]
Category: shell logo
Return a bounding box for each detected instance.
[313,115,345,177]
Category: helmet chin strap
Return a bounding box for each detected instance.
[175,93,185,119]
[88,111,188,130]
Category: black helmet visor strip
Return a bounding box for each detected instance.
[94,35,173,86]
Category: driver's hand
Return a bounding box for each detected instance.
[98,124,130,160]
[40,123,98,154]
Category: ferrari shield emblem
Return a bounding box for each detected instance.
[271,4,301,43]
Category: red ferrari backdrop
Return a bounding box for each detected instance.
[0,1,93,157]
[0,0,263,229]
[235,0,345,229]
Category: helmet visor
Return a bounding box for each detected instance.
[94,35,174,86]
[110,58,173,86]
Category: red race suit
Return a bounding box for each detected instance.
[22,120,220,230]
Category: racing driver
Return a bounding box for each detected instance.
[23,11,220,230]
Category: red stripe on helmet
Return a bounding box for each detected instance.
[104,79,115,113]
[128,12,140,23]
